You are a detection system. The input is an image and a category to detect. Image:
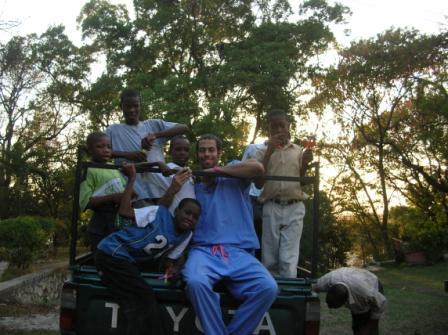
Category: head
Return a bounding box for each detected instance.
[169,135,191,167]
[326,284,349,309]
[196,134,222,169]
[86,132,112,163]
[173,198,202,233]
[267,109,290,144]
[120,88,141,125]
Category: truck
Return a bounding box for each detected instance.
[60,154,322,335]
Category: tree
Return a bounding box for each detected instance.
[77,0,349,161]
[300,191,353,273]
[315,28,448,258]
[0,27,90,219]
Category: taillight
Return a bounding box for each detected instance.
[305,299,320,335]
[60,283,77,332]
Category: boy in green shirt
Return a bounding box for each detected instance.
[80,132,128,251]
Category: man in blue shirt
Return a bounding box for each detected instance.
[182,134,278,335]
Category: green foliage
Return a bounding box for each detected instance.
[0,216,57,269]
[389,206,448,261]
[301,191,352,273]
[78,0,348,144]
[316,28,448,260]
[0,27,89,222]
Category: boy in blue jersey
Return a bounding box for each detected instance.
[182,134,278,335]
[95,163,201,335]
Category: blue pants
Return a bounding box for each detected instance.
[182,246,278,335]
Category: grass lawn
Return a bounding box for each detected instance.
[319,262,448,335]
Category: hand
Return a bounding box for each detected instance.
[267,132,289,150]
[110,192,124,205]
[141,134,157,150]
[121,162,137,179]
[169,168,192,193]
[164,262,180,279]
[124,151,147,162]
[302,149,313,166]
[158,162,173,177]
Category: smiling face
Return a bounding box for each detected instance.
[170,138,191,167]
[174,201,201,233]
[197,138,221,169]
[89,136,112,163]
[121,96,141,125]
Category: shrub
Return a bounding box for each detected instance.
[0,216,56,269]
[390,206,448,261]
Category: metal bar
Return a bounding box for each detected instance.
[311,162,320,278]
[81,162,315,184]
[69,146,83,266]
[72,160,320,273]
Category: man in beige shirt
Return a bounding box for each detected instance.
[255,109,313,278]
[313,267,387,335]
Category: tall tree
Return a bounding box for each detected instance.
[0,27,90,218]
[78,0,349,160]
[315,28,448,258]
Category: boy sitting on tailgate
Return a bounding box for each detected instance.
[95,163,201,335]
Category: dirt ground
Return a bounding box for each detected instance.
[0,304,58,331]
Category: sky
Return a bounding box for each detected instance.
[0,0,446,44]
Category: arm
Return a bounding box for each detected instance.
[241,144,255,161]
[369,291,387,319]
[158,168,192,208]
[86,193,123,210]
[80,170,123,210]
[142,124,189,150]
[300,148,313,177]
[153,124,189,139]
[254,136,282,189]
[111,150,147,162]
[312,273,332,292]
[118,163,137,219]
[209,159,264,179]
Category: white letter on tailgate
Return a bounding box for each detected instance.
[253,312,276,335]
[105,302,120,328]
[228,310,276,335]
[166,307,188,332]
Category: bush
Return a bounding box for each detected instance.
[0,216,56,269]
[390,206,448,261]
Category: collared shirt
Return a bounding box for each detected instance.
[254,142,307,203]
[313,267,387,319]
[242,142,267,198]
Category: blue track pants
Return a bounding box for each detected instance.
[182,245,278,335]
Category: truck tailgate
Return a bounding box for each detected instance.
[62,265,320,335]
